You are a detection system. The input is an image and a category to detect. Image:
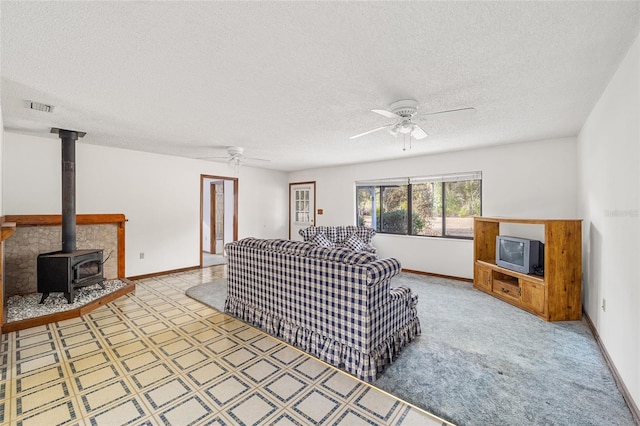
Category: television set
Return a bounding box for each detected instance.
[495,235,544,275]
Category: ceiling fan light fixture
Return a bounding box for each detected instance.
[199,146,268,170]
[399,120,413,134]
[228,155,243,173]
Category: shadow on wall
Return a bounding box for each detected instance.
[587,222,602,320]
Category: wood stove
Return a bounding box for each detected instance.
[37,128,105,303]
[38,249,105,304]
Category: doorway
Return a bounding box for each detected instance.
[289,181,316,240]
[200,174,238,267]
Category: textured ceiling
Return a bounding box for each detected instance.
[2,2,639,172]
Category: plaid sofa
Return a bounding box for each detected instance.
[299,225,377,253]
[224,238,421,382]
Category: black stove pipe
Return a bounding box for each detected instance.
[52,128,86,253]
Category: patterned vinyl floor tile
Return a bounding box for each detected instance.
[0,266,450,425]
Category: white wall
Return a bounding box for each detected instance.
[237,164,289,240]
[3,131,289,276]
[289,137,578,278]
[0,32,3,216]
[578,32,639,409]
[0,103,3,216]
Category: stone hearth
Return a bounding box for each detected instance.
[6,279,128,322]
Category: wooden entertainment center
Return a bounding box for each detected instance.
[473,217,582,321]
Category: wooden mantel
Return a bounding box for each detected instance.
[1,222,16,242]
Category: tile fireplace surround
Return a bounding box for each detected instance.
[2,215,125,297]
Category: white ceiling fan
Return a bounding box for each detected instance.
[350,99,476,148]
[200,146,270,170]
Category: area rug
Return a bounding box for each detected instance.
[202,253,227,267]
[185,273,635,426]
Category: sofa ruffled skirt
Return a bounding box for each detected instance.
[225,296,421,382]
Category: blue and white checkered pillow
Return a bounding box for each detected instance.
[340,233,367,251]
[310,233,334,248]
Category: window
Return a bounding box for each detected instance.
[356,172,481,239]
[293,188,311,224]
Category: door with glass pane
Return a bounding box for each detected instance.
[289,182,315,240]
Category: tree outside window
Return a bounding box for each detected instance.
[356,172,481,239]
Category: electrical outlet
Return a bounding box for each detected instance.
[601,298,606,312]
[139,252,145,260]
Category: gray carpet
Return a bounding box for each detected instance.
[202,253,227,267]
[185,273,635,426]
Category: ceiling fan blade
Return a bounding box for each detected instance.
[198,156,229,160]
[245,156,270,163]
[418,107,476,120]
[349,124,392,140]
[412,125,428,140]
[372,109,401,119]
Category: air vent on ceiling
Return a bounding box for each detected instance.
[29,101,53,113]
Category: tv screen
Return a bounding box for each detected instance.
[499,239,525,266]
[495,235,544,275]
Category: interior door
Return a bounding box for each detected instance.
[289,182,316,240]
[200,174,238,267]
[214,182,224,253]
[209,182,218,254]
[209,182,225,254]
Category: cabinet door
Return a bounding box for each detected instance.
[521,279,545,315]
[474,264,492,292]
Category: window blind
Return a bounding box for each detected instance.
[356,172,481,186]
[409,171,482,184]
[355,177,409,186]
